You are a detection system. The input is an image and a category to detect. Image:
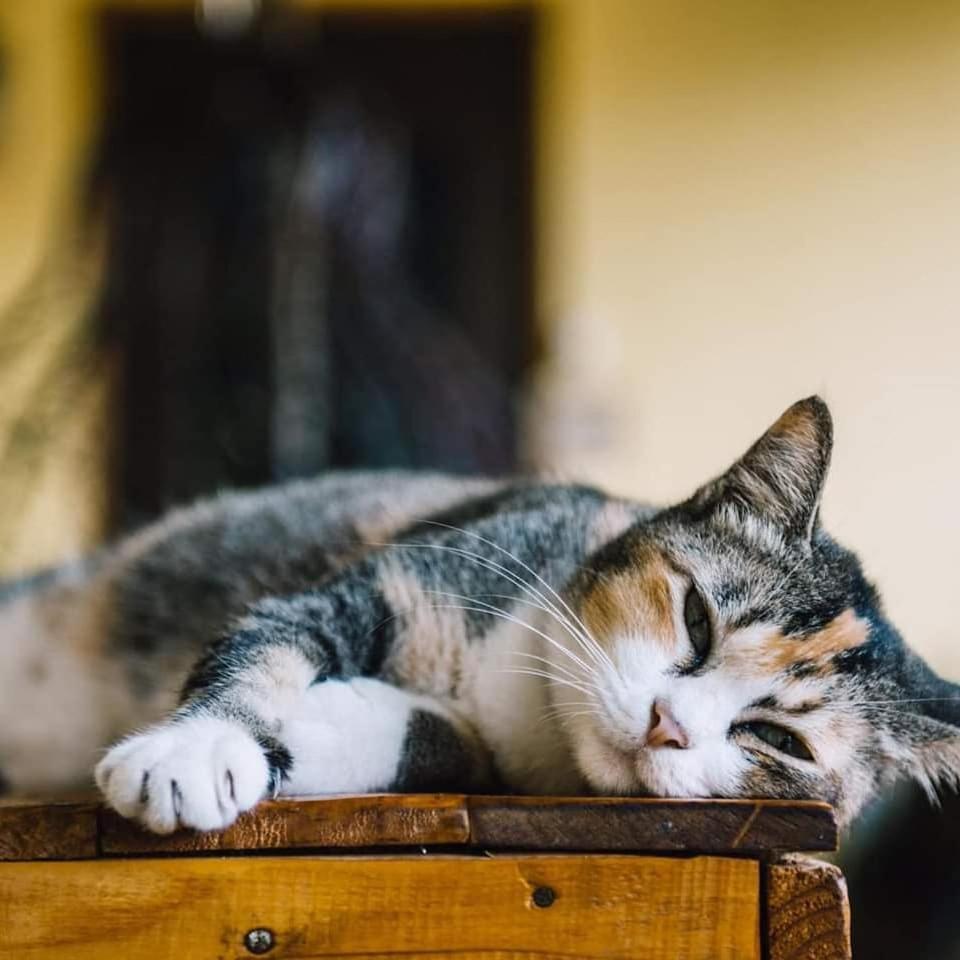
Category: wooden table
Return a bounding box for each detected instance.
[0,794,850,959]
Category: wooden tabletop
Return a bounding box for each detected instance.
[0,793,837,862]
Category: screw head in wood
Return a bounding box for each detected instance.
[244,928,275,954]
[532,885,556,908]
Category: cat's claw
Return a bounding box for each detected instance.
[95,716,269,834]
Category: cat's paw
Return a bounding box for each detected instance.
[95,716,269,834]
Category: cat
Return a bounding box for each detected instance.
[1,396,957,834]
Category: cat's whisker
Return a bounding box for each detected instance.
[375,540,600,676]
[449,590,595,640]
[541,708,605,727]
[507,650,601,691]
[419,520,617,673]
[540,699,597,712]
[422,520,615,672]
[363,580,600,685]
[422,600,598,680]
[363,591,551,648]
[426,602,597,681]
[369,541,555,621]
[364,598,594,689]
[499,661,598,693]
[539,700,600,721]
[424,589,600,689]
[852,697,960,706]
[543,700,602,716]
[497,661,595,692]
[424,589,567,633]
[502,667,599,699]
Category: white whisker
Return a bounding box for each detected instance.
[420,520,616,672]
[501,667,598,699]
[539,699,599,721]
[852,697,960,707]
[508,650,600,691]
[420,519,613,664]
[423,589,601,690]
[422,599,598,679]
[371,540,599,676]
[541,708,604,726]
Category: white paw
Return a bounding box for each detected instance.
[95,716,270,834]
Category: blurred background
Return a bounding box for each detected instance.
[1,1,959,955]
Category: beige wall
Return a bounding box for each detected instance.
[534,0,960,674]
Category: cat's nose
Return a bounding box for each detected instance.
[646,699,690,749]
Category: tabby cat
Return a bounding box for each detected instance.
[1,397,957,833]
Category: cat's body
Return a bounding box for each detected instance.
[3,398,959,833]
[0,472,639,800]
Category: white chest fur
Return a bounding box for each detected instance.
[452,604,584,794]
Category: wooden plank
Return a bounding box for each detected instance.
[468,796,837,856]
[0,794,837,860]
[99,793,470,855]
[766,856,851,960]
[0,854,761,960]
[0,799,98,861]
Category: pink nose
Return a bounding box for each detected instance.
[646,699,690,749]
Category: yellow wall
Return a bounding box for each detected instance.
[0,0,106,573]
[534,0,960,673]
[0,2,92,306]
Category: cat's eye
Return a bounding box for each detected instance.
[741,721,814,762]
[683,586,712,661]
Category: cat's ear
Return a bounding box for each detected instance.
[685,396,833,542]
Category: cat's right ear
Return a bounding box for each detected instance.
[683,396,834,543]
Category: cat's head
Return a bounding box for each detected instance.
[563,397,960,825]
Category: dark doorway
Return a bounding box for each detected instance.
[92,7,534,531]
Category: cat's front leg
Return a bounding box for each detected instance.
[97,592,354,834]
[96,676,491,833]
[95,578,491,833]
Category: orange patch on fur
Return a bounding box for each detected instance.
[580,551,675,649]
[756,608,869,675]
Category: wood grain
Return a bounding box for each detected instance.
[0,799,98,861]
[0,853,761,960]
[99,793,470,855]
[0,793,838,860]
[468,796,837,856]
[766,856,852,960]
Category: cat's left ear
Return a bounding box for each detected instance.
[685,396,833,542]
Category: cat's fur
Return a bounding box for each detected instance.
[1,397,958,832]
